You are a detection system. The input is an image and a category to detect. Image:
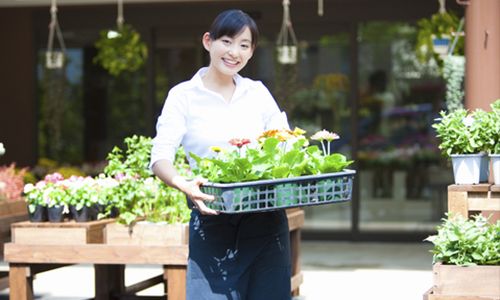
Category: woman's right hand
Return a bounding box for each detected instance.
[177,177,219,215]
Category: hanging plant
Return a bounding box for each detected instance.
[94,24,148,76]
[415,10,463,67]
[442,55,465,111]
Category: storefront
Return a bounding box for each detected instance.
[0,0,492,240]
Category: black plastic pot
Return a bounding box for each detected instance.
[47,205,65,222]
[28,204,48,222]
[70,205,91,222]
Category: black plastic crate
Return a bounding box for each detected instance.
[201,169,355,213]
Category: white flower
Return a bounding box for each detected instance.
[0,142,4,156]
[23,183,35,194]
[462,115,474,127]
[0,181,6,191]
[310,130,340,142]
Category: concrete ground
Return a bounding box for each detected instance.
[0,241,433,300]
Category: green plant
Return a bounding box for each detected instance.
[425,214,500,266]
[104,135,191,225]
[432,108,490,156]
[104,135,153,178]
[94,24,148,76]
[416,11,463,67]
[488,99,500,154]
[442,55,465,111]
[23,173,68,213]
[191,129,353,183]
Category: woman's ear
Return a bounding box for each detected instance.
[202,32,212,51]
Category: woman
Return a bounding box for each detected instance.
[151,9,291,300]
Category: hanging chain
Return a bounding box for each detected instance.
[117,0,124,29]
[277,0,298,46]
[438,0,446,14]
[47,0,66,54]
[318,0,324,16]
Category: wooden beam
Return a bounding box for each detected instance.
[4,243,188,265]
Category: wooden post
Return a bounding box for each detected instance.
[95,264,125,300]
[447,190,469,218]
[290,228,301,296]
[165,265,186,300]
[9,264,33,300]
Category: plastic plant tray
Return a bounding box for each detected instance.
[201,169,356,213]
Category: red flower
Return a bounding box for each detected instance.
[229,138,251,148]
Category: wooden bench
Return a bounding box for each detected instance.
[4,208,304,299]
[447,184,500,220]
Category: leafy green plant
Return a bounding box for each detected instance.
[104,135,153,178]
[442,55,465,111]
[416,11,463,67]
[425,214,500,266]
[104,135,190,225]
[94,24,148,76]
[432,108,491,156]
[488,99,500,154]
[191,129,353,183]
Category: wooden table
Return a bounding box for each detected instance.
[4,209,304,300]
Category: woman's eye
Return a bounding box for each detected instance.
[222,39,231,45]
[241,44,250,49]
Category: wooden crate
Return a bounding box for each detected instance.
[424,287,500,300]
[105,222,189,246]
[0,200,28,257]
[0,200,27,218]
[426,263,500,299]
[448,184,500,219]
[11,219,114,245]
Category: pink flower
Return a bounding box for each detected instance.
[229,138,251,148]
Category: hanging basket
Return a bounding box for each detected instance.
[431,34,451,56]
[45,51,65,69]
[276,45,298,64]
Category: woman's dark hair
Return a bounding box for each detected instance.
[209,9,259,48]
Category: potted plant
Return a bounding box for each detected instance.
[93,24,148,77]
[425,214,500,298]
[191,128,355,213]
[433,108,490,184]
[23,172,69,222]
[103,135,191,246]
[487,100,500,185]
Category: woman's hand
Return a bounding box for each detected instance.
[176,177,219,215]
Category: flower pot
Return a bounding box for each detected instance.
[480,153,490,183]
[451,154,484,184]
[490,154,500,185]
[70,205,91,222]
[276,45,298,64]
[28,205,48,222]
[47,205,65,223]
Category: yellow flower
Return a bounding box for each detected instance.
[210,146,222,153]
[292,127,306,137]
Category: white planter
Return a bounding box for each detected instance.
[451,154,484,184]
[277,45,298,64]
[490,154,500,185]
[480,154,490,183]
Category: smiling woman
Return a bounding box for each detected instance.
[150,9,293,300]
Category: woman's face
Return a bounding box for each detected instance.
[203,26,254,77]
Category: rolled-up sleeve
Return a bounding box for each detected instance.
[150,88,188,168]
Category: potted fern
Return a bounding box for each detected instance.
[433,108,490,184]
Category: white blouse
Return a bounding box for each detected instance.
[150,67,289,168]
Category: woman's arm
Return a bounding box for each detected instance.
[152,159,218,215]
